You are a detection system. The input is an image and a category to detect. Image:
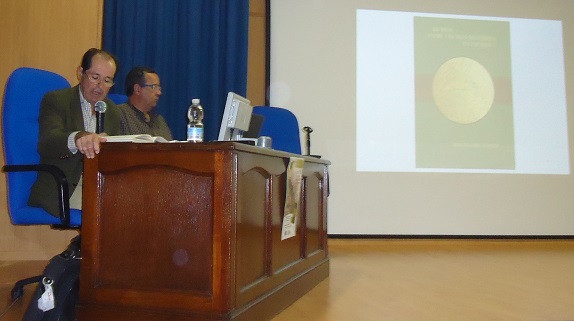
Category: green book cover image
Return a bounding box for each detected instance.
[414,17,515,170]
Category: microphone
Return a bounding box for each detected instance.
[303,126,313,156]
[94,101,107,134]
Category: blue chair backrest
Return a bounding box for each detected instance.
[252,106,301,154]
[2,67,81,225]
[107,93,128,104]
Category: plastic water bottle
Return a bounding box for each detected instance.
[187,98,204,142]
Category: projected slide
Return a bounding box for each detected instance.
[415,17,514,169]
[356,10,569,174]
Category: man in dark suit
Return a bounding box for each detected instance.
[28,48,122,216]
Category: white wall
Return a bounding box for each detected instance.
[270,0,574,235]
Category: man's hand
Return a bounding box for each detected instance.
[74,131,108,159]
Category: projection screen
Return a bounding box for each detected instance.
[269,0,574,236]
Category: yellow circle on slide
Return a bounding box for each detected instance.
[432,57,495,124]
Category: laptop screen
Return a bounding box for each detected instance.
[243,114,264,138]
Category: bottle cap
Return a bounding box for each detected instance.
[192,98,200,104]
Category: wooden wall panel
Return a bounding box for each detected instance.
[0,0,104,260]
[248,0,267,106]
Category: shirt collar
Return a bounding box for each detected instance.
[128,102,157,117]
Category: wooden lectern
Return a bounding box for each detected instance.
[77,142,330,321]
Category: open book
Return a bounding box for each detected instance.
[104,134,169,143]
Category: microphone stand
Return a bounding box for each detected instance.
[303,126,321,158]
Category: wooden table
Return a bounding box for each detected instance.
[76,142,330,321]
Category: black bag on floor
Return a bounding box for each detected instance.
[22,237,81,321]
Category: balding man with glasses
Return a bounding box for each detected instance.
[28,48,122,217]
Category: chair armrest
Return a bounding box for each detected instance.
[2,164,71,226]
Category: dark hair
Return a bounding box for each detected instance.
[80,48,119,76]
[125,66,157,96]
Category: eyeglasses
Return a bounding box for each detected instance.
[141,84,162,91]
[84,72,115,88]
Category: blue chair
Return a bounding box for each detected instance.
[252,106,302,154]
[107,93,128,104]
[2,67,81,299]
